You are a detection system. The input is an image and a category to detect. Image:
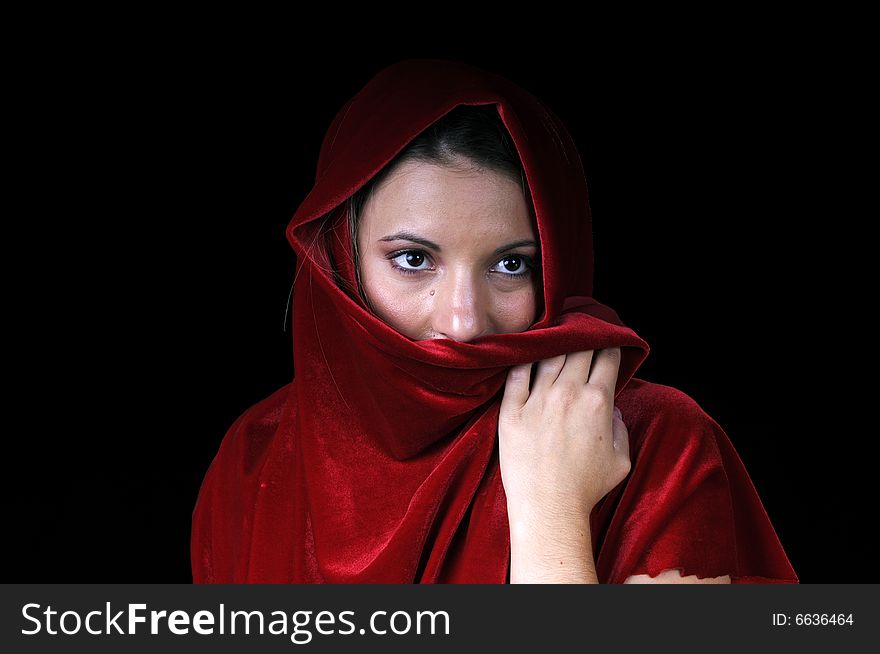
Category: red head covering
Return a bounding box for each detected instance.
[192,59,798,583]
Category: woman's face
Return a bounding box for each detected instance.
[357,159,540,342]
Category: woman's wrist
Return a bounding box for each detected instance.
[507,511,599,583]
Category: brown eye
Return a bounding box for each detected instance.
[389,250,432,275]
[491,255,533,277]
[404,252,426,267]
[500,256,524,273]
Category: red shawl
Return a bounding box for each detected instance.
[191,59,798,584]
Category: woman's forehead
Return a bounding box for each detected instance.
[362,162,536,242]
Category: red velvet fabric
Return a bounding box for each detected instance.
[191,59,798,584]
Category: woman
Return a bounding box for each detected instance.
[191,58,798,584]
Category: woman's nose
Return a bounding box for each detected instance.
[431,272,488,342]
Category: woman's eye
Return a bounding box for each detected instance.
[391,250,431,271]
[491,255,531,276]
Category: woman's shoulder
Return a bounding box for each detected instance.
[603,377,798,584]
[615,376,724,453]
[617,376,717,425]
[210,381,296,477]
[192,382,296,583]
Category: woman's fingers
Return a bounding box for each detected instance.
[555,349,594,385]
[504,346,621,413]
[586,347,621,397]
[530,354,567,395]
[501,363,533,415]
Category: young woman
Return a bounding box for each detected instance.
[191,59,798,584]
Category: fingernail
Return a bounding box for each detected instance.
[613,406,623,421]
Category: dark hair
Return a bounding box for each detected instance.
[341,104,530,309]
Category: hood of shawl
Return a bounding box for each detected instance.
[284,59,650,458]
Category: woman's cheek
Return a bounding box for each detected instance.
[491,286,537,332]
[371,279,427,337]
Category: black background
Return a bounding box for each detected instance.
[10,27,865,582]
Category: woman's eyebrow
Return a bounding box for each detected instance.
[378,231,537,256]
[491,239,538,256]
[379,231,442,251]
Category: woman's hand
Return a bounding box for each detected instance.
[498,347,631,529]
